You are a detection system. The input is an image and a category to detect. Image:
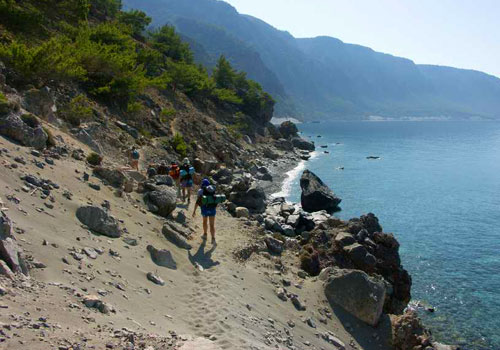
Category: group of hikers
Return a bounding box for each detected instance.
[130,149,222,243]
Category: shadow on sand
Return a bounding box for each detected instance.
[188,237,220,270]
[329,302,393,350]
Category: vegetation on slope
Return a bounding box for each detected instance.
[0,0,274,121]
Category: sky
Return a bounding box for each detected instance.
[223,0,500,78]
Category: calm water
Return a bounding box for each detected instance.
[284,121,500,349]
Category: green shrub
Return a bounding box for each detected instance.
[0,92,10,114]
[161,107,176,118]
[60,94,93,126]
[20,113,40,128]
[171,132,188,158]
[126,101,143,113]
[118,9,151,37]
[86,152,102,166]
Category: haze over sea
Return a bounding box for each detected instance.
[282,121,500,350]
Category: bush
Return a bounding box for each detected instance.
[171,132,188,158]
[20,113,40,128]
[60,95,93,126]
[86,152,102,166]
[0,92,10,114]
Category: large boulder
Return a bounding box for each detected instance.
[275,138,294,151]
[291,137,315,151]
[279,121,299,139]
[0,112,48,149]
[93,167,127,187]
[229,182,266,213]
[144,186,177,218]
[300,170,341,213]
[76,206,121,238]
[0,237,23,274]
[324,269,386,326]
[343,243,377,271]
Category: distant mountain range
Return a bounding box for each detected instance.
[124,0,500,120]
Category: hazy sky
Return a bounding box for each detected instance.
[223,0,500,78]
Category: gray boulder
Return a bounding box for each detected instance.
[144,186,177,218]
[162,222,192,250]
[335,232,356,247]
[22,87,55,119]
[275,138,294,151]
[291,137,315,151]
[300,170,341,213]
[0,112,48,149]
[230,182,266,213]
[93,167,127,187]
[324,269,386,326]
[147,245,176,269]
[264,236,284,255]
[76,206,121,238]
[343,243,377,270]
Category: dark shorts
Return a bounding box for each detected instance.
[201,206,216,217]
[181,179,193,188]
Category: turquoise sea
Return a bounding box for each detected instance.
[282,121,500,349]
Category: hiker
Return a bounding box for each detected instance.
[192,178,222,243]
[180,158,195,203]
[129,146,140,171]
[168,161,181,197]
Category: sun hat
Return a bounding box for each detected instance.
[182,157,190,165]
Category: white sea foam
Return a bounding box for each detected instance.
[271,151,320,199]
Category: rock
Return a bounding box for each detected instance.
[178,337,221,350]
[291,137,315,151]
[0,212,12,240]
[300,170,341,213]
[83,247,98,259]
[115,120,139,139]
[229,182,266,213]
[291,295,306,311]
[335,232,356,247]
[279,121,299,139]
[146,175,174,187]
[390,311,432,350]
[0,260,15,279]
[275,138,294,151]
[322,333,346,349]
[175,210,187,224]
[76,206,121,238]
[343,243,377,270]
[360,213,383,234]
[0,237,23,273]
[0,283,7,295]
[147,272,165,286]
[162,223,192,250]
[0,112,48,149]
[264,236,283,255]
[324,269,386,326]
[275,288,288,301]
[22,87,55,118]
[147,245,176,269]
[213,167,233,184]
[281,225,295,237]
[144,187,177,218]
[306,317,316,328]
[235,207,250,218]
[82,295,115,314]
[93,167,127,187]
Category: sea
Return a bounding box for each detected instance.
[277,120,500,350]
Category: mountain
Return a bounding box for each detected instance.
[123,0,500,120]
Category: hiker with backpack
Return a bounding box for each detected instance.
[180,158,195,203]
[192,178,225,243]
[129,146,140,171]
[169,161,181,198]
